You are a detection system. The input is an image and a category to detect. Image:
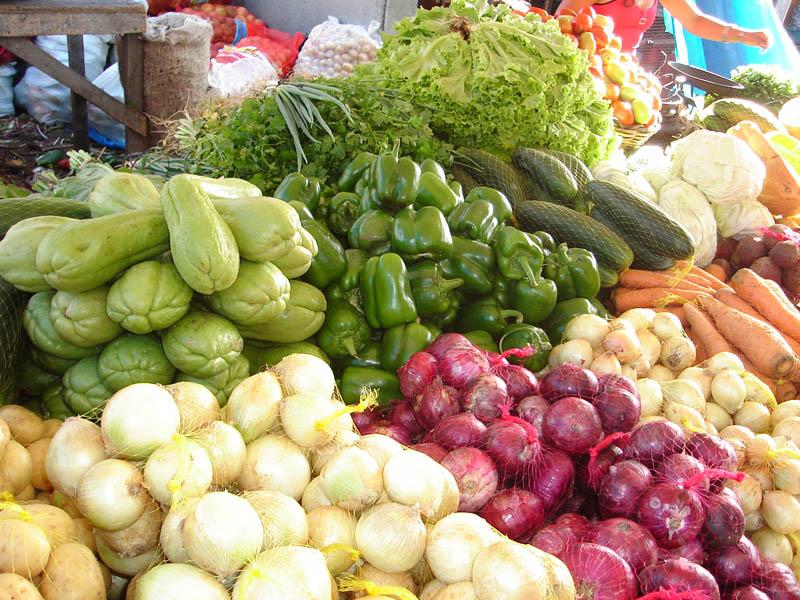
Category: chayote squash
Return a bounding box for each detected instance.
[41,383,75,420]
[0,216,75,292]
[30,347,79,375]
[272,226,318,279]
[236,280,326,343]
[162,311,243,378]
[161,174,239,294]
[97,333,176,392]
[50,286,123,347]
[211,196,304,263]
[106,261,193,334]
[62,355,114,415]
[177,354,249,407]
[35,209,170,293]
[19,360,60,396]
[88,173,161,218]
[23,292,103,359]
[205,260,290,326]
[185,174,262,200]
[241,340,329,374]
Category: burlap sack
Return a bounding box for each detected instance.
[143,13,212,143]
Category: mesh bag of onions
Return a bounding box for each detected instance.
[292,16,381,79]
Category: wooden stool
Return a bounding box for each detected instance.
[0,0,148,152]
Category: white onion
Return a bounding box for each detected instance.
[238,434,310,500]
[664,401,705,433]
[101,383,180,460]
[166,381,221,433]
[76,459,150,531]
[232,546,332,600]
[711,369,746,413]
[636,378,663,418]
[602,321,643,363]
[272,354,335,400]
[356,502,427,573]
[311,430,360,474]
[356,434,405,469]
[627,354,653,378]
[773,417,800,448]
[589,352,622,376]
[660,379,705,412]
[160,498,199,563]
[384,450,459,523]
[650,312,684,340]
[472,540,548,600]
[0,417,9,457]
[353,563,418,595]
[734,402,771,433]
[548,339,593,368]
[426,513,500,584]
[762,490,800,534]
[772,457,800,494]
[95,535,161,577]
[637,328,662,366]
[135,563,230,600]
[752,527,794,565]
[95,500,162,557]
[243,490,309,548]
[434,582,478,599]
[226,372,283,443]
[306,506,358,574]
[302,476,333,512]
[678,367,712,400]
[45,417,106,498]
[564,314,611,348]
[528,545,576,600]
[183,491,265,577]
[772,400,800,428]
[704,402,733,432]
[720,424,756,444]
[320,446,383,511]
[660,336,696,371]
[619,309,656,331]
[194,421,246,486]
[144,436,213,506]
[421,580,446,600]
[746,510,766,533]
[647,365,675,381]
[703,352,744,374]
[281,393,353,449]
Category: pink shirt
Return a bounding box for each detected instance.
[593,0,659,52]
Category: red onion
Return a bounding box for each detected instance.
[581,443,625,492]
[639,559,720,600]
[586,518,659,572]
[598,460,652,519]
[352,406,381,432]
[426,333,473,360]
[463,374,511,422]
[636,482,705,549]
[412,443,448,463]
[702,488,745,549]
[441,447,499,513]
[561,543,637,600]
[387,399,424,439]
[598,374,637,397]
[493,363,539,400]
[686,433,738,472]
[656,454,709,493]
[540,364,599,402]
[729,587,771,600]
[412,380,460,429]
[624,421,686,466]
[427,413,486,449]
[482,418,541,481]
[479,488,544,543]
[555,512,592,540]
[705,537,762,589]
[659,539,707,564]
[528,448,575,515]
[754,562,800,600]
[593,388,640,433]
[514,394,549,437]
[359,420,413,445]
[543,397,603,455]
[438,346,490,389]
[397,351,438,399]
[531,525,573,558]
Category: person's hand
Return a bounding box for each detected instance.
[744,29,772,49]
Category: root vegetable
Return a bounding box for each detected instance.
[238,434,310,500]
[0,405,45,445]
[76,459,149,531]
[27,438,52,492]
[0,439,32,495]
[39,542,105,600]
[272,353,335,399]
[166,381,221,433]
[0,518,51,578]
[0,573,43,599]
[45,417,105,498]
[194,420,246,486]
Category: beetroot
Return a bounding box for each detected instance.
[586,518,659,572]
[639,559,721,600]
[540,364,599,402]
[543,397,603,455]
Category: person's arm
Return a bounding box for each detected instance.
[555,0,597,15]
[660,0,772,48]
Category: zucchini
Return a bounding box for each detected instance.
[598,265,619,288]
[540,149,593,188]
[515,201,633,272]
[584,180,695,267]
[512,148,579,207]
[0,196,91,237]
[454,148,528,208]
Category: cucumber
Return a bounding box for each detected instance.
[512,148,579,207]
[515,200,633,272]
[584,180,695,267]
[454,148,529,208]
[540,149,594,188]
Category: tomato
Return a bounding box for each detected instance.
[631,98,653,125]
[557,15,575,34]
[589,54,603,70]
[578,6,597,18]
[612,100,635,126]
[608,37,622,51]
[589,66,604,79]
[529,7,549,19]
[604,81,620,101]
[605,62,626,86]
[579,32,597,55]
[558,8,577,17]
[651,93,663,111]
[594,14,614,31]
[645,114,657,128]
[591,26,609,50]
[565,33,580,46]
[573,13,594,34]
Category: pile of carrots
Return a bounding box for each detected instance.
[612,264,800,402]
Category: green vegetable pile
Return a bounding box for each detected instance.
[728,65,800,112]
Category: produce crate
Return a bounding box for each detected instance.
[241,0,417,34]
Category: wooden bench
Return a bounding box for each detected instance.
[0,0,148,152]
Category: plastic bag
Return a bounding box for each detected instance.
[293,17,381,78]
[209,46,278,97]
[14,35,112,125]
[0,63,15,118]
[236,31,305,77]
[88,63,125,149]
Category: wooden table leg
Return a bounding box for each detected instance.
[67,34,89,150]
[118,33,147,154]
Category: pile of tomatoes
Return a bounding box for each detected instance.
[181,3,268,47]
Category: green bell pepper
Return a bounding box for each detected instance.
[465,187,513,224]
[369,154,421,213]
[334,338,382,371]
[456,297,524,339]
[274,173,322,213]
[499,323,552,373]
[530,230,557,254]
[450,180,464,201]
[439,237,496,297]
[492,226,544,284]
[415,171,462,216]
[237,280,326,343]
[463,330,499,353]
[513,277,558,325]
[338,152,376,192]
[542,298,599,345]
[492,274,515,308]
[302,220,348,289]
[326,249,368,309]
[447,199,499,244]
[316,300,371,359]
[359,253,418,329]
[420,159,447,181]
[348,209,393,256]
[590,298,611,319]
[423,303,459,330]
[543,244,601,302]
[328,192,362,237]
[391,206,453,260]
[289,200,314,221]
[381,323,436,372]
[407,260,463,319]
[340,366,400,407]
[359,185,381,212]
[242,340,329,372]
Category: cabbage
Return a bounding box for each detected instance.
[593,160,658,204]
[657,180,718,267]
[713,199,775,239]
[669,130,765,204]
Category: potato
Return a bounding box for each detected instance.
[39,542,105,600]
[0,439,33,495]
[27,438,52,491]
[49,491,82,519]
[73,517,97,553]
[0,518,51,578]
[1,504,77,548]
[0,405,45,445]
[0,417,9,457]
[751,256,782,285]
[99,562,111,591]
[0,572,44,599]
[769,240,800,269]
[41,420,61,439]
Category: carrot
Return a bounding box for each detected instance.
[704,263,727,283]
[730,269,800,342]
[619,269,713,293]
[685,325,708,363]
[683,302,731,357]
[715,288,800,356]
[675,261,731,291]
[653,307,688,328]
[696,295,798,379]
[612,287,706,313]
[776,381,798,404]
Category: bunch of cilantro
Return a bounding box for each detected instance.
[730,65,800,113]
[355,0,616,166]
